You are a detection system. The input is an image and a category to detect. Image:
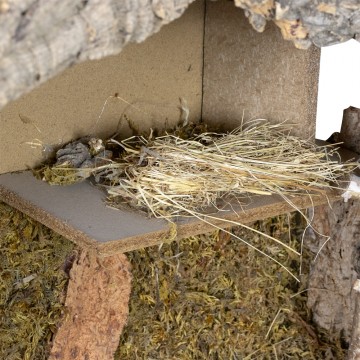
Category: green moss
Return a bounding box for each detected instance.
[33,165,87,186]
[116,213,345,359]
[0,202,76,360]
[0,202,346,359]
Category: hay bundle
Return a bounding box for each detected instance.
[104,121,354,216]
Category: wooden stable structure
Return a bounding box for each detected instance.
[1,1,359,359]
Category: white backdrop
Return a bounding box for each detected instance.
[316,39,360,140]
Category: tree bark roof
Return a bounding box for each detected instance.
[235,0,360,49]
[0,0,195,109]
[0,0,359,110]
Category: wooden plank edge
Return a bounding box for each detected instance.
[0,177,340,256]
[97,192,341,256]
[0,184,98,251]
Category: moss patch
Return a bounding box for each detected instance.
[0,202,76,360]
[117,213,346,359]
[0,202,346,359]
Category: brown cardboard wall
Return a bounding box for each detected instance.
[0,1,204,174]
[202,0,320,139]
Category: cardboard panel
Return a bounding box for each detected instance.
[0,1,204,174]
[0,171,338,255]
[202,0,320,139]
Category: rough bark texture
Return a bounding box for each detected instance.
[306,107,360,349]
[306,200,360,344]
[348,280,360,360]
[0,0,195,109]
[1,0,360,111]
[49,250,132,360]
[340,107,360,155]
[234,0,360,49]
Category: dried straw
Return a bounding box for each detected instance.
[105,121,352,216]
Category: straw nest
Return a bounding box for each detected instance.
[103,121,354,215]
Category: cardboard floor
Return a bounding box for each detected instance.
[0,171,338,254]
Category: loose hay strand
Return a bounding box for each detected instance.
[150,189,300,282]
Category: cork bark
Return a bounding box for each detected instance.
[306,200,360,344]
[1,1,360,111]
[49,250,132,360]
[234,0,360,49]
[306,107,360,351]
[0,0,195,109]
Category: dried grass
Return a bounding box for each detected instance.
[105,121,356,279]
[37,120,357,215]
[106,121,350,216]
